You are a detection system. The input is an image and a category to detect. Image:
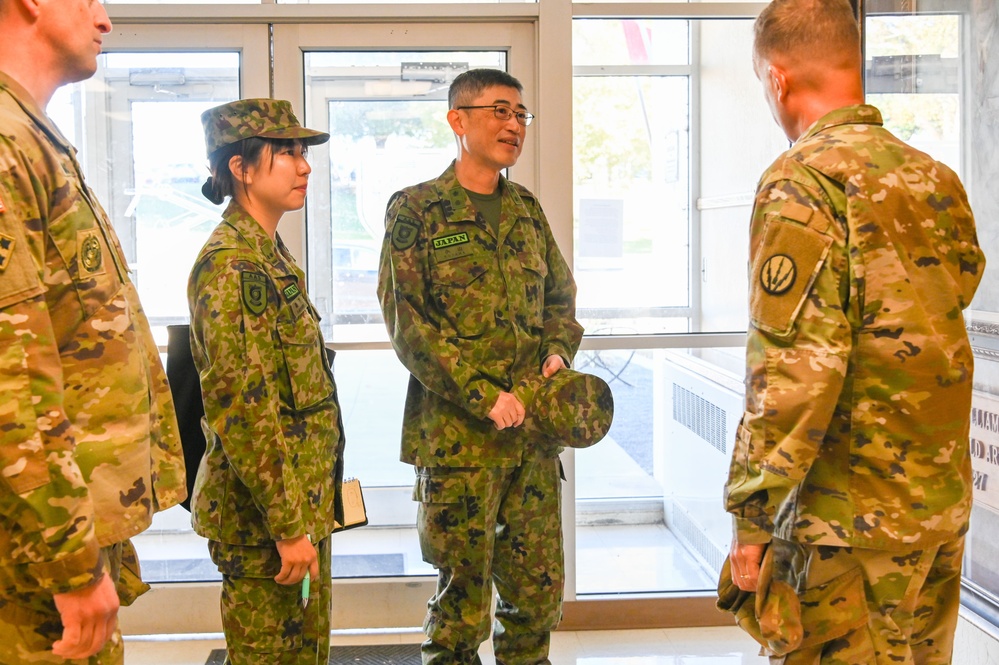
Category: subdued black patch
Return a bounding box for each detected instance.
[759,254,796,295]
[391,216,420,251]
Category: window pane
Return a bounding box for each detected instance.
[304,51,506,343]
[573,20,690,67]
[572,17,777,596]
[574,75,691,336]
[865,14,962,173]
[49,52,240,336]
[575,346,743,595]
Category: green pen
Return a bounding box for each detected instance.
[301,534,312,609]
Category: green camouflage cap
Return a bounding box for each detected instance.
[201,98,330,157]
[516,369,614,448]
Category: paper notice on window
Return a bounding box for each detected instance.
[972,391,999,515]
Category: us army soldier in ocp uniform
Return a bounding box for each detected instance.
[378,69,583,664]
[721,1,986,663]
[0,0,188,662]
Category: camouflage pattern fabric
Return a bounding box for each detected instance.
[377,162,584,467]
[513,369,614,449]
[415,460,563,664]
[724,105,985,551]
[0,71,186,661]
[722,104,983,664]
[215,536,332,665]
[201,99,329,157]
[767,538,963,665]
[188,201,343,659]
[0,543,133,665]
[378,163,581,663]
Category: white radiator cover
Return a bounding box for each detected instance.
[660,351,744,576]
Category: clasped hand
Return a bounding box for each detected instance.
[487,355,566,430]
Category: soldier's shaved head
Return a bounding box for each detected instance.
[751,0,864,141]
[754,0,861,76]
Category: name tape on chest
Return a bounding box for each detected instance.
[283,282,309,319]
[433,232,472,261]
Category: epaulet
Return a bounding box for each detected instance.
[385,190,407,212]
[508,180,537,203]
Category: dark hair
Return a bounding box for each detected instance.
[448,69,524,109]
[201,137,301,205]
[754,0,860,69]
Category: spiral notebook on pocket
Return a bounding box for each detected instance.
[333,478,368,532]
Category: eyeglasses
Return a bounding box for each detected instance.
[456,105,535,126]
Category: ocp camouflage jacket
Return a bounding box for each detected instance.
[725,105,986,551]
[0,71,186,596]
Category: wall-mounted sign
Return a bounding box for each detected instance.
[971,391,999,515]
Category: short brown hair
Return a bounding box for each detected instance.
[754,0,860,69]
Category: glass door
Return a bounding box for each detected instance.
[271,23,536,579]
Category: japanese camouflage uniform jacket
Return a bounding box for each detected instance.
[378,162,584,468]
[188,201,344,575]
[0,72,187,597]
[725,105,986,551]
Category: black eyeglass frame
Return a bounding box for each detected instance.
[455,105,535,126]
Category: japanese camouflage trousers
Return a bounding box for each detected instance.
[749,536,964,665]
[212,536,332,665]
[0,540,148,665]
[414,458,564,665]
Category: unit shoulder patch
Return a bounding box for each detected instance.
[241,271,268,315]
[750,218,833,337]
[759,254,797,295]
[391,215,421,251]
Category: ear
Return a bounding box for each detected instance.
[228,154,250,185]
[768,65,789,103]
[18,0,44,19]
[446,108,465,136]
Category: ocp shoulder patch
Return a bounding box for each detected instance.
[759,254,796,295]
[750,219,832,337]
[391,215,420,251]
[241,271,268,315]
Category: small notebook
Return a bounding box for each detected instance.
[333,478,368,532]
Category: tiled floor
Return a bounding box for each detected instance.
[123,626,770,664]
